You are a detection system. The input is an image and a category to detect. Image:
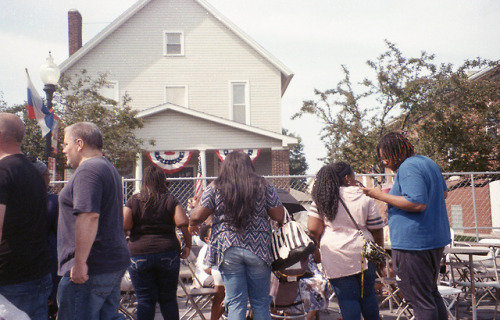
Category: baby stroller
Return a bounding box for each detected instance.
[270,257,330,320]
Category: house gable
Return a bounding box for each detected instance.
[136,104,297,150]
[60,0,293,94]
[60,0,293,134]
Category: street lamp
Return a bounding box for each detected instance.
[40,51,60,161]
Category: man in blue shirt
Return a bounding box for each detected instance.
[362,132,451,320]
[57,122,130,319]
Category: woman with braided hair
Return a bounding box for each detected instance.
[308,161,384,320]
[361,132,451,320]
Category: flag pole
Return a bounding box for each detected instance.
[43,84,55,161]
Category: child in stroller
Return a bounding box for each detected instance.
[270,253,329,320]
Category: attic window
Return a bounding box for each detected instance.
[99,81,119,108]
[164,31,184,56]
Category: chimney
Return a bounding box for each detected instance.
[68,9,82,56]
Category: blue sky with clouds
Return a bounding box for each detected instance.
[1,0,499,173]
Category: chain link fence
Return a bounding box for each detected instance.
[50,171,500,242]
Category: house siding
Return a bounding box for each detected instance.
[135,110,283,151]
[64,0,283,133]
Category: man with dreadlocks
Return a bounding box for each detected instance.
[361,132,451,320]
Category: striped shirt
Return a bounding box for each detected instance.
[201,184,282,268]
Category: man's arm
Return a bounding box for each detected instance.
[0,204,5,242]
[360,187,426,212]
[71,212,99,284]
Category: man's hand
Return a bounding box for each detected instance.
[70,261,89,284]
[360,186,384,200]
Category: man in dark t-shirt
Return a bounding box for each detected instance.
[0,113,52,319]
[57,122,130,319]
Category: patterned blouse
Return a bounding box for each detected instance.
[200,184,282,268]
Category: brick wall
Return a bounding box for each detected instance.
[271,148,290,190]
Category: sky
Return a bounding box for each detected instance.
[1,0,499,174]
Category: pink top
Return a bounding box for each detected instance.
[308,186,384,279]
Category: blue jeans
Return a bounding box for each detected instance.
[220,246,272,320]
[128,251,180,320]
[330,263,380,320]
[57,268,127,320]
[0,273,52,320]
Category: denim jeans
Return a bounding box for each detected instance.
[330,263,380,320]
[128,251,180,320]
[57,268,127,320]
[0,273,52,320]
[220,246,272,320]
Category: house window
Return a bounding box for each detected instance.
[165,86,187,107]
[231,82,249,124]
[164,32,184,56]
[99,81,119,108]
[486,117,498,138]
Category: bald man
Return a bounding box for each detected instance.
[0,113,52,320]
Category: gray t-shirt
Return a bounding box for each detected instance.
[57,156,130,276]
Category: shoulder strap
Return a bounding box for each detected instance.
[338,198,361,231]
[339,198,371,242]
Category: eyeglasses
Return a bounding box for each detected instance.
[63,138,81,148]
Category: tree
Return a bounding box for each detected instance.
[283,129,309,191]
[1,70,144,176]
[0,94,47,162]
[283,128,308,175]
[293,40,500,172]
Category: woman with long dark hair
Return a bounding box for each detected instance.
[308,161,384,320]
[123,165,191,320]
[189,151,284,320]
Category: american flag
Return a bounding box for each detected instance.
[195,157,203,198]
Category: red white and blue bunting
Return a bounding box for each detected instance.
[147,151,193,174]
[215,149,260,163]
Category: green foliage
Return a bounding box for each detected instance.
[293,40,500,172]
[283,128,309,190]
[0,71,144,176]
[54,70,144,175]
[282,128,308,175]
[0,95,47,161]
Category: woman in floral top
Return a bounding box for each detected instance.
[189,151,284,320]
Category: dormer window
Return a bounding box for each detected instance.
[164,31,184,56]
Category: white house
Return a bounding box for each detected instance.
[59,0,297,191]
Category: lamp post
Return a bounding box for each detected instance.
[40,52,60,162]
